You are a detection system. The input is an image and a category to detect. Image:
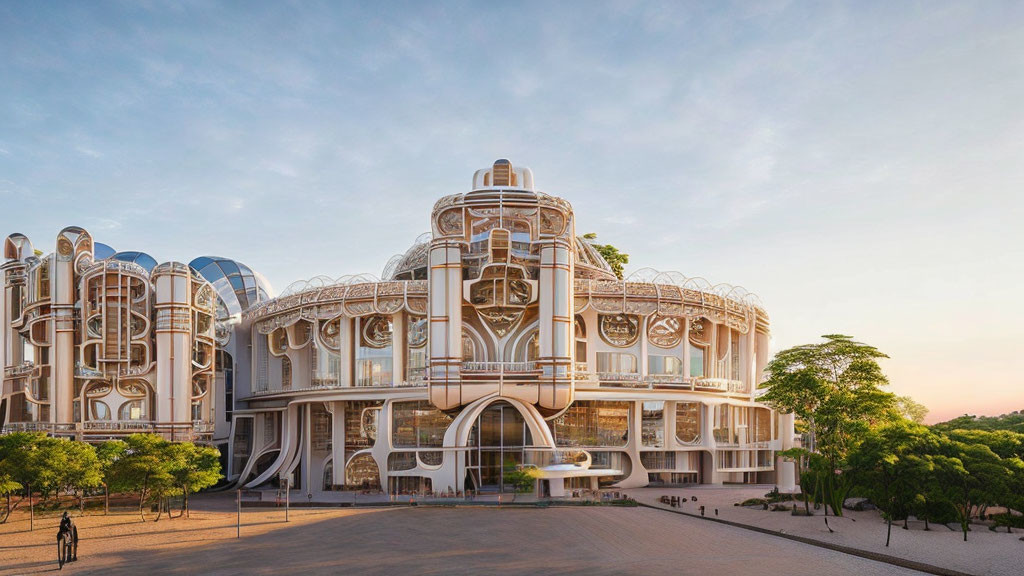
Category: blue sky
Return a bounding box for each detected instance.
[2,1,1022,421]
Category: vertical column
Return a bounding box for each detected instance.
[51,253,75,424]
[0,276,6,377]
[154,264,192,430]
[428,240,462,410]
[303,404,312,495]
[754,329,770,389]
[331,401,345,487]
[537,238,573,411]
[391,313,405,385]
[710,323,719,378]
[682,317,691,382]
[745,318,757,397]
[338,317,353,386]
[639,316,649,383]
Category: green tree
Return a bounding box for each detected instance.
[0,433,42,522]
[847,421,937,546]
[934,440,1012,541]
[106,434,173,521]
[582,233,629,280]
[53,438,102,513]
[942,429,1023,460]
[502,459,537,497]
[931,411,1024,434]
[759,335,897,515]
[166,442,222,518]
[895,395,929,424]
[97,440,128,515]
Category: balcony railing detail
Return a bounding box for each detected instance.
[461,361,538,373]
[4,361,35,378]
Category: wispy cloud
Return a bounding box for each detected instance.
[1,1,1022,421]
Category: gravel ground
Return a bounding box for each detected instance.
[0,491,934,576]
[625,485,1024,576]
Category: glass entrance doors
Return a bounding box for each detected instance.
[466,401,532,492]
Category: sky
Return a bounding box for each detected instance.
[2,1,1022,423]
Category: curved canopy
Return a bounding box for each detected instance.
[190,256,272,318]
[111,251,158,273]
[93,242,116,260]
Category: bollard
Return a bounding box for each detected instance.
[285,479,290,522]
[700,505,705,517]
[236,489,241,539]
[714,508,718,516]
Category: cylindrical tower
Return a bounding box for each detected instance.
[153,262,194,434]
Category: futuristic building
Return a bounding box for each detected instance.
[1,160,796,497]
[0,230,266,446]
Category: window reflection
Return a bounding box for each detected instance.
[550,401,630,447]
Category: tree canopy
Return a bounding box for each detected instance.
[758,334,897,515]
[582,232,629,280]
[931,411,1024,434]
[0,433,221,523]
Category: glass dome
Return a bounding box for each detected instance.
[189,256,273,318]
[111,251,158,273]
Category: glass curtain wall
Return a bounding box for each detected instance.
[466,402,532,492]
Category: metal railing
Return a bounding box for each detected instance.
[461,361,538,373]
[4,361,35,378]
[82,420,156,431]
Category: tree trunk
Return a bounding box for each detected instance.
[924,517,929,531]
[903,516,908,530]
[886,515,892,547]
[104,484,109,516]
[183,488,189,519]
[139,486,147,522]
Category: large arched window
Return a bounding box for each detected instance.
[345,453,380,489]
[356,315,393,387]
[118,399,145,421]
[90,400,111,421]
[281,356,292,390]
[574,315,587,365]
[688,318,710,378]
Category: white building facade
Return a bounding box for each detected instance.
[1,160,796,496]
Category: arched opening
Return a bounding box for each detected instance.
[345,453,381,490]
[465,400,534,493]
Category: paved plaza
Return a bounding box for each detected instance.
[0,492,936,576]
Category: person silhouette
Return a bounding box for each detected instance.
[57,511,78,562]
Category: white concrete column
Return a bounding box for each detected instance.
[391,313,405,385]
[537,238,573,411]
[51,252,75,424]
[639,316,649,383]
[682,317,692,382]
[154,265,193,429]
[338,317,353,386]
[0,284,8,370]
[331,401,345,487]
[304,404,312,495]
[745,318,756,397]
[428,240,462,410]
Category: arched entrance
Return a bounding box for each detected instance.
[465,401,533,492]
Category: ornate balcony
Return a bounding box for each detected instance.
[82,420,156,432]
[694,378,729,392]
[461,361,538,374]
[4,361,35,378]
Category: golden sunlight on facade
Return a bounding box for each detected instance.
[1,160,796,497]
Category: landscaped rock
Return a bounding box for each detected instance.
[843,498,876,511]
